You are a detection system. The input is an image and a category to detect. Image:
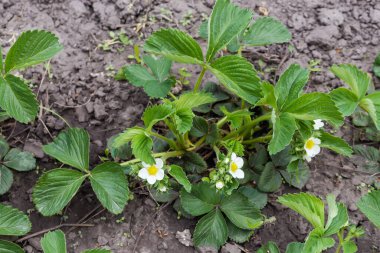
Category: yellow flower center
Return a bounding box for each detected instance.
[231,162,238,172]
[147,165,158,175]
[305,139,315,150]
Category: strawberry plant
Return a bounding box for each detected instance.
[0,135,36,195]
[109,0,375,248]
[0,30,62,123]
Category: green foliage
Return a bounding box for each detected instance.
[0,240,24,253]
[374,53,380,78]
[168,165,191,192]
[0,136,36,194]
[0,204,31,236]
[356,190,380,228]
[0,30,62,123]
[319,131,352,157]
[257,241,280,253]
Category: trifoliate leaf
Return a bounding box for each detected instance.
[173,92,216,110]
[144,28,203,64]
[0,74,39,123]
[209,55,261,105]
[5,30,63,73]
[278,192,325,229]
[206,0,252,61]
[303,228,335,253]
[169,165,191,193]
[0,204,31,236]
[330,64,371,99]
[330,88,359,116]
[283,92,343,126]
[3,148,36,171]
[243,16,291,46]
[226,220,254,243]
[90,162,129,214]
[274,64,309,110]
[193,209,228,249]
[356,190,380,228]
[142,55,172,82]
[220,192,264,229]
[33,168,87,216]
[360,91,380,130]
[174,108,194,134]
[40,230,67,253]
[319,131,353,157]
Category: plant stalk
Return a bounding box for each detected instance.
[242,135,272,145]
[193,67,206,92]
[150,131,178,150]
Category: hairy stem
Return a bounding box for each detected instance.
[193,67,206,92]
[223,113,272,140]
[150,131,178,150]
[242,135,272,145]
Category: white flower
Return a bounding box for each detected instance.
[304,137,321,158]
[229,152,244,179]
[159,186,167,192]
[216,181,224,189]
[138,158,165,185]
[303,154,312,162]
[313,119,324,130]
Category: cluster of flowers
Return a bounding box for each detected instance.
[303,119,324,162]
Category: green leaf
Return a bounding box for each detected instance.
[330,64,371,99]
[193,209,228,249]
[303,228,335,253]
[342,241,358,253]
[112,127,145,148]
[324,194,349,236]
[257,162,282,193]
[278,192,325,229]
[142,55,172,82]
[0,136,9,159]
[274,64,309,110]
[33,168,86,216]
[123,64,154,87]
[356,190,380,228]
[142,104,174,129]
[0,165,13,194]
[171,152,207,173]
[173,92,216,110]
[131,132,154,164]
[0,46,4,74]
[285,242,304,253]
[256,82,277,108]
[374,53,380,78]
[319,131,352,157]
[0,74,39,123]
[106,135,132,160]
[257,241,280,253]
[144,29,203,64]
[0,204,31,236]
[209,55,261,104]
[206,0,252,61]
[180,182,220,216]
[220,192,263,229]
[353,145,380,162]
[40,230,67,253]
[221,107,251,129]
[283,92,343,126]
[3,148,36,171]
[169,165,191,192]
[43,128,90,172]
[243,16,291,46]
[190,116,208,137]
[81,250,111,253]
[173,108,194,134]
[271,145,292,167]
[238,186,268,209]
[226,220,253,243]
[330,88,359,116]
[151,189,178,203]
[5,30,63,73]
[0,240,24,253]
[360,91,380,130]
[268,112,297,155]
[281,159,310,189]
[143,78,174,98]
[89,162,129,214]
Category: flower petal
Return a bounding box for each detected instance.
[147,176,157,185]
[142,162,149,168]
[155,158,164,169]
[311,145,321,155]
[231,152,237,161]
[138,168,148,179]
[235,169,245,179]
[313,138,321,145]
[234,157,244,168]
[156,169,165,180]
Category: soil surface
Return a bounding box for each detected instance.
[0,0,380,252]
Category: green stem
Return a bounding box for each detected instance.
[193,67,206,92]
[335,229,345,253]
[242,135,272,145]
[223,113,272,141]
[216,116,228,128]
[149,132,178,150]
[120,151,184,166]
